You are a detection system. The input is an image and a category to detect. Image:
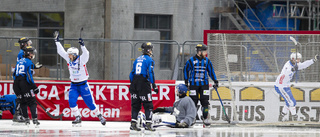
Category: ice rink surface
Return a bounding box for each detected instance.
[1,120,320,137]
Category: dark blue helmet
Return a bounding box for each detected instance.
[141,42,153,55]
[176,84,188,94]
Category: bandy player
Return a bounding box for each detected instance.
[275,52,318,121]
[54,31,106,126]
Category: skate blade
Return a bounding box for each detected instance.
[130,129,142,134]
[203,123,211,128]
[12,122,27,126]
[72,124,82,127]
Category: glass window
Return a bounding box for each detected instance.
[13,13,38,27]
[40,13,64,27]
[146,15,158,29]
[159,16,170,29]
[0,13,12,27]
[134,14,172,69]
[39,29,64,66]
[160,31,172,69]
[210,17,219,30]
[134,14,144,28]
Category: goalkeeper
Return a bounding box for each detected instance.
[152,84,196,128]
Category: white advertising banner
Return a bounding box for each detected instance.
[204,82,320,124]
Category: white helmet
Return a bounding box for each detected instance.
[290,52,302,60]
[67,47,79,56]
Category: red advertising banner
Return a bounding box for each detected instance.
[0,80,176,121]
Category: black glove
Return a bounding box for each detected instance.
[176,121,188,128]
[33,88,39,94]
[79,38,84,46]
[152,83,159,94]
[153,107,165,113]
[314,54,319,62]
[53,31,59,42]
[292,65,298,71]
[213,80,219,88]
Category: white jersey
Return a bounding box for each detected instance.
[55,42,89,82]
[275,59,314,87]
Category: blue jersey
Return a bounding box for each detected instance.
[17,49,24,61]
[14,58,36,86]
[184,55,217,86]
[130,55,155,84]
[0,95,17,114]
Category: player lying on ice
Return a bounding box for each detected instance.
[143,84,197,128]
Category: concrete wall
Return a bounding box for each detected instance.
[0,0,225,80]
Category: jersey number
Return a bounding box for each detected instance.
[16,64,25,75]
[136,62,142,74]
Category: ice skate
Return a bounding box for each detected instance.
[278,112,286,122]
[130,121,141,133]
[145,122,155,132]
[201,113,211,128]
[23,118,30,127]
[33,118,40,128]
[98,114,106,126]
[12,115,25,126]
[202,117,211,128]
[72,116,82,127]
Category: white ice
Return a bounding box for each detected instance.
[1,120,320,137]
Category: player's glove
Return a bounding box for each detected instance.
[79,38,84,46]
[313,54,319,62]
[292,65,298,71]
[34,62,42,69]
[33,88,39,94]
[176,121,188,128]
[152,83,159,94]
[53,31,59,42]
[153,107,165,113]
[213,80,219,88]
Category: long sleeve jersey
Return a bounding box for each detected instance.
[55,42,89,82]
[14,57,37,88]
[129,55,155,84]
[164,96,197,126]
[275,59,314,87]
[17,49,24,61]
[184,55,217,86]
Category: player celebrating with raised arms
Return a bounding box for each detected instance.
[152,84,197,128]
[53,31,106,126]
[129,42,158,132]
[183,44,218,127]
[276,52,319,121]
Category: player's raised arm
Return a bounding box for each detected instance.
[78,38,89,64]
[53,31,69,61]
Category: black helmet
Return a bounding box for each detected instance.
[18,37,31,49]
[141,42,153,55]
[23,46,37,59]
[195,44,208,52]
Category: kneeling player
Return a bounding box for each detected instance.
[152,84,197,128]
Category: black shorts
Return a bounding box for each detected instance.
[129,75,152,102]
[13,76,36,104]
[189,85,210,100]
